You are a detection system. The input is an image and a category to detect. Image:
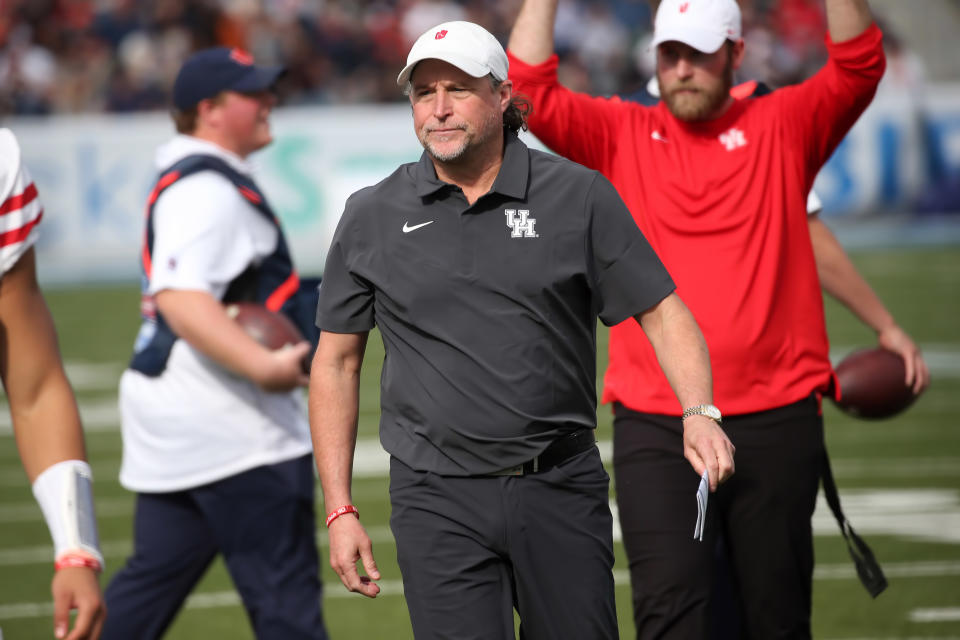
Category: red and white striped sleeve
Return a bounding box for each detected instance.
[0,128,44,276]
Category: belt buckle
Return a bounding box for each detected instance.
[490,463,525,476]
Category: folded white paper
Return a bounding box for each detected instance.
[694,470,709,541]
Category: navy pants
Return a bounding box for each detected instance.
[389,447,618,640]
[613,396,824,640]
[102,454,327,640]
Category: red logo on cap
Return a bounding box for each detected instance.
[679,2,690,12]
[435,30,448,40]
[229,48,254,65]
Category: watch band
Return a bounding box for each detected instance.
[682,404,722,424]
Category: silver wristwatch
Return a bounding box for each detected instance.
[682,404,722,424]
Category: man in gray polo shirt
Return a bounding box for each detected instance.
[309,20,735,640]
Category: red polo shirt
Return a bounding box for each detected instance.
[508,25,885,415]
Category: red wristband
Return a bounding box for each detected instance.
[325,504,359,527]
[55,554,102,573]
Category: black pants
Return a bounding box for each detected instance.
[102,455,327,640]
[613,396,824,640]
[389,447,618,640]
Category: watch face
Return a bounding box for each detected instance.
[704,405,722,420]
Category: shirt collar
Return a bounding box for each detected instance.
[414,130,530,201]
[155,134,254,175]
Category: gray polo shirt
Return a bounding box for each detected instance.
[317,131,675,475]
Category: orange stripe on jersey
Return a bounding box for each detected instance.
[0,182,39,216]
[148,171,182,206]
[0,209,43,248]
[730,80,758,100]
[141,243,153,278]
[265,272,300,312]
[238,185,262,204]
[142,170,182,278]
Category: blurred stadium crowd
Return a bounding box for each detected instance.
[0,0,850,115]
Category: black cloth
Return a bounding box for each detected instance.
[389,448,617,640]
[102,455,326,640]
[613,396,824,640]
[316,131,675,475]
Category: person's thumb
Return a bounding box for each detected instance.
[51,590,70,639]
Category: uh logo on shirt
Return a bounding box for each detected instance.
[719,127,748,151]
[505,209,538,238]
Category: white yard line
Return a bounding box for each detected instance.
[910,608,960,623]
[0,397,120,434]
[2,561,960,620]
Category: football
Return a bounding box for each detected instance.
[832,347,916,419]
[225,302,311,372]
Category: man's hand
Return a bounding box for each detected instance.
[328,515,381,598]
[255,341,312,392]
[51,568,105,640]
[878,325,930,395]
[682,415,735,492]
[508,0,559,65]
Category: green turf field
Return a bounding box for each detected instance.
[1,246,958,639]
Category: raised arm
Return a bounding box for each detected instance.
[0,248,105,640]
[808,216,929,393]
[825,0,874,43]
[308,329,381,598]
[508,0,558,65]
[635,292,735,491]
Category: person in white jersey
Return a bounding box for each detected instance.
[0,127,106,640]
[102,48,328,640]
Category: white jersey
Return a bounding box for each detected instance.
[118,135,312,493]
[0,129,43,276]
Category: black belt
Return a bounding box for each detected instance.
[490,429,596,476]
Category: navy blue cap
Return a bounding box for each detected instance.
[172,47,285,110]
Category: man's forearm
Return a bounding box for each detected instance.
[825,0,874,42]
[809,216,894,333]
[0,250,88,480]
[508,0,558,64]
[308,333,367,510]
[637,293,713,411]
[638,293,735,489]
[156,289,275,380]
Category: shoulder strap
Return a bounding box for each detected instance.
[821,448,888,597]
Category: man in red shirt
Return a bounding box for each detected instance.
[508,0,929,637]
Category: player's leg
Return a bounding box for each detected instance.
[101,491,218,640]
[389,457,516,640]
[722,396,824,639]
[508,446,618,640]
[198,454,327,640]
[613,406,718,640]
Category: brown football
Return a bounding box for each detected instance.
[832,347,916,419]
[225,302,310,372]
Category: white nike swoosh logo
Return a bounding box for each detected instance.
[651,131,669,143]
[402,220,435,233]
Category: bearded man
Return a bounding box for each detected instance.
[508,0,924,638]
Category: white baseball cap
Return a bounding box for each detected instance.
[651,0,742,54]
[397,21,508,87]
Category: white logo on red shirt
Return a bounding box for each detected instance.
[651,130,669,144]
[719,127,747,151]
